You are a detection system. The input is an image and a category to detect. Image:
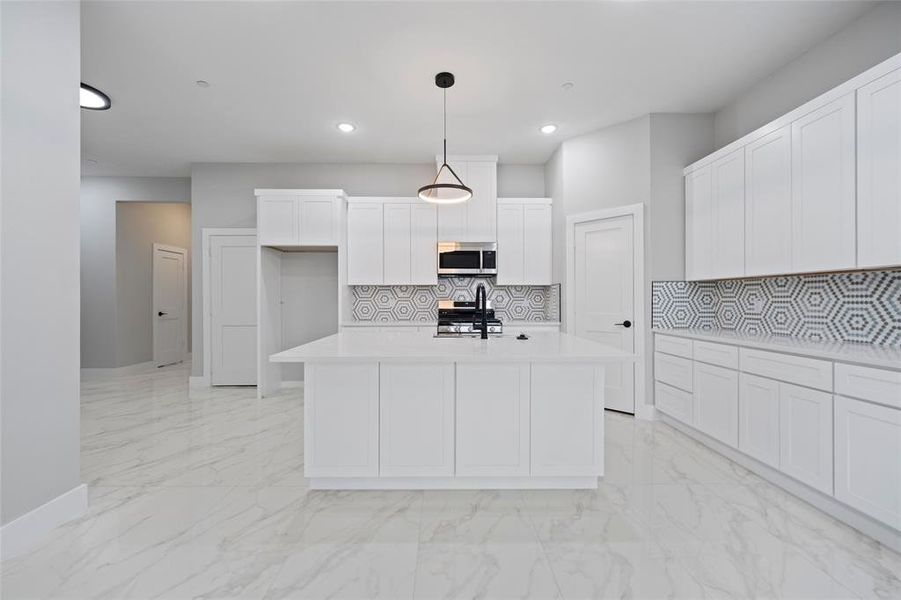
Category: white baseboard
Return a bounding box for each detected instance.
[81,360,155,378]
[280,380,304,389]
[0,484,87,560]
[189,375,210,389]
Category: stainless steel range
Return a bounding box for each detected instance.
[436,299,503,336]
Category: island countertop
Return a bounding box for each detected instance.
[270,329,634,364]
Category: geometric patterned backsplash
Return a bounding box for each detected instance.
[351,278,561,323]
[652,269,901,346]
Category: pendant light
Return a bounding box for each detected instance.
[418,72,472,204]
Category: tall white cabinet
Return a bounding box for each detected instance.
[496,198,552,285]
[744,127,792,276]
[436,156,498,242]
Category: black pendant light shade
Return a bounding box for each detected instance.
[419,72,472,204]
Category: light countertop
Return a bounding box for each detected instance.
[653,328,901,370]
[271,329,632,364]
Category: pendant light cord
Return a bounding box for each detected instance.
[443,88,447,163]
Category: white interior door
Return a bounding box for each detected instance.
[210,234,257,385]
[153,244,187,367]
[573,215,635,414]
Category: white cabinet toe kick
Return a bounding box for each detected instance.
[301,360,608,490]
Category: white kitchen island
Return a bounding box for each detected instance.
[271,329,633,490]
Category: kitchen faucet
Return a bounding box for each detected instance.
[475,284,489,340]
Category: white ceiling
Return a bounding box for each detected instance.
[81,0,875,176]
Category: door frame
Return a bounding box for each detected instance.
[200,228,258,387]
[152,243,189,367]
[565,203,647,419]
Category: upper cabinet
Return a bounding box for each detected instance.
[497,198,552,285]
[256,190,344,247]
[436,156,497,242]
[857,67,901,268]
[684,53,901,280]
[346,201,384,285]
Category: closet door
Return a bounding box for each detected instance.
[711,149,745,279]
[745,126,792,276]
[685,164,713,280]
[791,94,856,272]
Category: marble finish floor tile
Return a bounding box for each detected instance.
[2,362,897,599]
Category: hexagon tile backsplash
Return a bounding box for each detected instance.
[652,269,901,346]
[351,279,560,323]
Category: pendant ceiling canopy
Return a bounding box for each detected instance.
[418,72,472,204]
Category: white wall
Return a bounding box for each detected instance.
[714,1,901,148]
[190,162,544,376]
[80,176,190,367]
[116,203,192,367]
[1,0,82,526]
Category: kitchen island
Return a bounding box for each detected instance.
[271,329,633,490]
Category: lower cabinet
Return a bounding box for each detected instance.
[531,363,604,476]
[739,373,781,468]
[455,363,530,477]
[304,362,379,477]
[693,361,739,447]
[834,395,901,529]
[779,382,833,495]
[379,363,454,477]
[655,381,693,425]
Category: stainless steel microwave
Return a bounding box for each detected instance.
[437,242,497,276]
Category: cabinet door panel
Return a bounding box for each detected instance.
[834,395,901,529]
[685,165,713,280]
[347,203,384,285]
[857,67,901,268]
[383,203,412,284]
[531,364,604,476]
[258,196,298,246]
[693,362,739,447]
[523,204,552,284]
[496,203,524,285]
[779,382,833,494]
[745,126,792,276]
[655,381,693,425]
[299,196,338,245]
[380,363,454,477]
[437,161,468,241]
[456,363,530,476]
[739,373,781,468]
[712,149,745,278]
[791,94,856,272]
[410,204,438,285]
[466,161,497,242]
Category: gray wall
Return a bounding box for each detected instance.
[80,176,190,367]
[116,203,192,367]
[713,1,901,148]
[1,0,81,525]
[189,162,545,376]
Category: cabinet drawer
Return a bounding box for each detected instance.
[655,382,693,425]
[654,352,693,392]
[656,334,693,359]
[835,363,901,410]
[693,341,739,369]
[740,348,832,392]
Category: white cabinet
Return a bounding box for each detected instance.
[436,157,497,242]
[304,362,379,478]
[383,203,412,285]
[346,202,384,285]
[655,381,693,425]
[531,363,604,476]
[379,363,454,477]
[857,66,901,268]
[780,382,833,494]
[791,94,856,273]
[257,191,342,247]
[496,199,552,285]
[455,363,530,477]
[685,164,713,280]
[745,126,792,276]
[739,373,781,468]
[834,395,901,529]
[410,203,438,284]
[693,361,739,447]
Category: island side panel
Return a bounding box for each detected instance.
[304,361,379,477]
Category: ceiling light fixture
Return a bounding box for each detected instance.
[540,124,558,134]
[80,83,111,110]
[418,72,472,205]
[336,122,356,133]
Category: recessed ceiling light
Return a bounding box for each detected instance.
[80,83,111,110]
[336,122,356,133]
[540,124,558,135]
[83,158,98,165]
[195,80,210,88]
[561,81,574,91]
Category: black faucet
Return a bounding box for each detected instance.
[475,284,489,340]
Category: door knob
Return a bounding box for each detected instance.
[158,311,167,316]
[614,320,632,328]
